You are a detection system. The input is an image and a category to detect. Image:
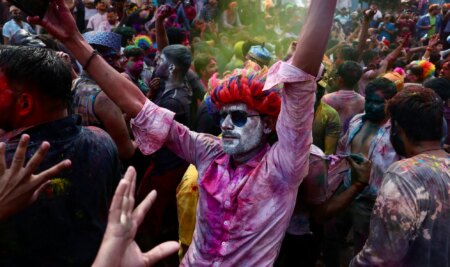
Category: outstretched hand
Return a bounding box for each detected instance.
[0,134,71,220]
[27,0,80,44]
[92,166,179,267]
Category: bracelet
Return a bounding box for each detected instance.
[83,50,99,71]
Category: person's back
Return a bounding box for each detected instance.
[0,121,121,267]
[0,46,121,266]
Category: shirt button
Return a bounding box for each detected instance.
[213,262,220,267]
[224,220,229,226]
[224,200,231,208]
[221,241,227,246]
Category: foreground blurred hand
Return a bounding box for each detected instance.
[0,134,71,220]
[93,167,179,267]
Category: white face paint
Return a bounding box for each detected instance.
[220,103,265,156]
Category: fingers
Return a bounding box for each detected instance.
[0,142,6,175]
[10,135,30,172]
[109,179,129,223]
[133,190,157,227]
[23,141,51,178]
[144,241,179,267]
[30,159,71,190]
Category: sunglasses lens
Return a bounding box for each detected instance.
[230,111,248,127]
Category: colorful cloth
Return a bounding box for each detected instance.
[350,154,450,267]
[247,45,272,66]
[71,76,103,127]
[337,114,400,200]
[131,61,316,266]
[0,115,121,266]
[313,101,341,155]
[83,31,122,53]
[321,90,365,134]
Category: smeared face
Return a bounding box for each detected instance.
[0,74,18,131]
[220,103,265,155]
[440,62,450,80]
[202,59,218,81]
[11,8,21,20]
[364,90,387,123]
[154,54,171,80]
[107,12,117,25]
[125,55,144,78]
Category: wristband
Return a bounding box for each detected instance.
[83,50,99,71]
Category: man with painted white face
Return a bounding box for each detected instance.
[30,0,337,265]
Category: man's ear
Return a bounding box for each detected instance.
[16,93,33,117]
[262,116,274,135]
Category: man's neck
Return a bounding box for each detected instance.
[339,86,354,91]
[14,110,69,130]
[407,141,447,158]
[165,79,184,91]
[13,18,22,25]
[231,142,267,166]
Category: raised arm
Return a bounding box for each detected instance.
[29,0,147,118]
[155,4,180,52]
[357,10,376,61]
[292,0,338,76]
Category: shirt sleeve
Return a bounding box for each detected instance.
[131,99,221,166]
[350,172,420,267]
[264,61,316,188]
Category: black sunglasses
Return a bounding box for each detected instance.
[220,110,261,127]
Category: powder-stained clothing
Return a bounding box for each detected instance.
[0,115,121,267]
[350,154,450,267]
[131,61,316,266]
[338,114,400,200]
[322,90,365,134]
[313,101,341,154]
[71,77,103,127]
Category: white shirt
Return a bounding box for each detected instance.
[87,13,107,31]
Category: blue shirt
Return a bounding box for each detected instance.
[2,19,35,39]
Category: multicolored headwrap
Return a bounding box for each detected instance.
[207,68,281,126]
[83,31,122,53]
[134,34,153,51]
[247,45,272,66]
[383,72,405,91]
[412,60,436,80]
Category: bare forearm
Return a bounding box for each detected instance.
[357,20,370,61]
[156,18,169,51]
[64,36,147,117]
[292,0,337,76]
[312,184,365,222]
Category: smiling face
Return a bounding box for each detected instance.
[220,103,267,156]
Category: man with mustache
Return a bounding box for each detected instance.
[350,86,450,267]
[30,0,337,265]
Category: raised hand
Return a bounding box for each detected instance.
[155,2,181,22]
[0,134,71,220]
[92,166,179,267]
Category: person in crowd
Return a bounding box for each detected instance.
[323,78,400,266]
[193,53,218,89]
[2,6,35,44]
[72,31,137,162]
[423,78,450,146]
[122,45,149,94]
[29,1,338,267]
[0,46,121,266]
[322,60,365,133]
[98,7,119,32]
[350,86,450,267]
[198,0,219,24]
[416,4,442,40]
[87,0,108,31]
[221,1,242,30]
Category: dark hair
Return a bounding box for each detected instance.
[387,86,443,143]
[162,44,192,76]
[337,61,363,88]
[365,78,397,99]
[123,45,144,58]
[194,54,214,74]
[362,50,379,65]
[167,27,185,45]
[106,7,116,13]
[0,46,72,109]
[340,46,358,62]
[423,78,450,101]
[113,26,136,47]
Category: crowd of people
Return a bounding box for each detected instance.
[0,0,449,266]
